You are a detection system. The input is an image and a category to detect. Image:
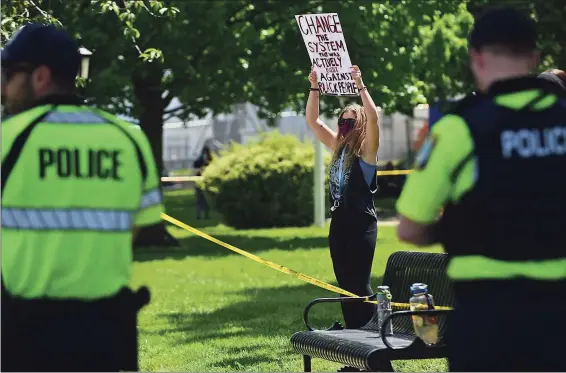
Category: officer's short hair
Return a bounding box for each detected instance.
[469,6,537,57]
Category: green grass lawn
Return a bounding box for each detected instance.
[133,189,446,372]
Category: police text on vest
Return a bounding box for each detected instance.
[500,127,566,158]
[39,148,122,180]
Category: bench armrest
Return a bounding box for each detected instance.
[303,294,377,331]
[380,309,452,349]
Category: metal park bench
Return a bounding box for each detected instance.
[290,251,455,372]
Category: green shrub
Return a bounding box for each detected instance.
[197,132,330,229]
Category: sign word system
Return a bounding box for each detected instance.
[296,13,358,97]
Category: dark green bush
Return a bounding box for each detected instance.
[197,132,330,229]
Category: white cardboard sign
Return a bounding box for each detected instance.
[295,13,358,97]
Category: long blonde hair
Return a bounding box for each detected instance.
[331,103,368,169]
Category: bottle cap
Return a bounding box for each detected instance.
[410,283,428,295]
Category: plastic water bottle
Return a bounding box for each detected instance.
[409,283,439,345]
[376,286,393,336]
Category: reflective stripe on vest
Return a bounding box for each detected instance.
[140,188,162,209]
[448,255,566,281]
[43,110,109,124]
[1,207,133,231]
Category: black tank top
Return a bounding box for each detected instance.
[328,146,377,220]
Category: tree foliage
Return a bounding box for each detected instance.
[3,0,563,236]
[233,0,473,119]
[466,0,565,70]
[0,0,185,247]
[2,0,564,165]
[1,1,469,131]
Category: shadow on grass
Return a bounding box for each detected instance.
[137,190,397,262]
[211,344,285,370]
[163,188,398,229]
[163,187,225,229]
[134,225,394,262]
[145,275,384,347]
[134,233,330,262]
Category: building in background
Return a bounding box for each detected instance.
[162,101,430,173]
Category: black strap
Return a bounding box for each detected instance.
[1,109,53,196]
[106,121,148,184]
[98,113,147,184]
[4,286,150,315]
[450,151,475,184]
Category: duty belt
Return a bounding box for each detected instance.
[2,286,151,317]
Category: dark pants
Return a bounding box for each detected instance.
[447,281,566,372]
[329,212,378,329]
[195,187,209,219]
[1,287,149,372]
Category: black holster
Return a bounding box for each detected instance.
[1,285,151,372]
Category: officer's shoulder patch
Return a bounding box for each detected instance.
[414,134,437,170]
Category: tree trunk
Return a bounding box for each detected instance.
[132,66,179,248]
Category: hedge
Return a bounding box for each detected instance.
[197,132,330,229]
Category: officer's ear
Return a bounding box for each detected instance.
[527,50,540,70]
[30,65,53,95]
[468,48,484,72]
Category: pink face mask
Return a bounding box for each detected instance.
[338,117,355,137]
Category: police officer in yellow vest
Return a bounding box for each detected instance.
[396,7,566,372]
[1,24,163,371]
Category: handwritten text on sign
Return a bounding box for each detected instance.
[296,13,358,97]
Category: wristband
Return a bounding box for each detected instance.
[358,86,367,92]
[309,88,320,91]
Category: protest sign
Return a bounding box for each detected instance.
[295,13,358,97]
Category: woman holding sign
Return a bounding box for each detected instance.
[306,65,380,330]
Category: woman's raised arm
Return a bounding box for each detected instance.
[351,65,380,164]
[306,65,338,151]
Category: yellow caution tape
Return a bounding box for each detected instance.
[376,169,413,176]
[162,176,202,182]
[161,213,453,311]
[161,169,413,183]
